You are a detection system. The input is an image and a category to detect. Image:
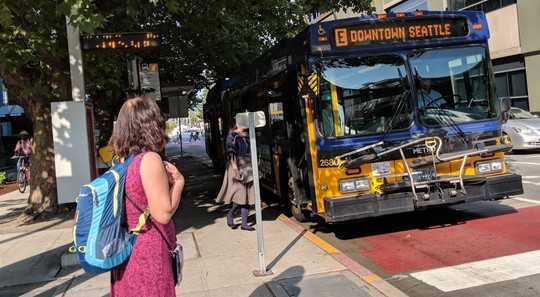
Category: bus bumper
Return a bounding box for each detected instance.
[322,173,523,223]
[465,173,523,202]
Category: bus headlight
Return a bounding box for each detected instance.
[339,177,370,193]
[475,159,503,174]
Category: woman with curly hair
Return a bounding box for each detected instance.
[109,96,185,297]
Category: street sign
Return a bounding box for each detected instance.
[235,111,265,129]
[138,62,161,101]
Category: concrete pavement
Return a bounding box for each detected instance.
[0,145,407,297]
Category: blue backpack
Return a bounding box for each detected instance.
[70,154,148,274]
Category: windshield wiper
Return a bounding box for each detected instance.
[381,68,410,141]
[424,101,468,143]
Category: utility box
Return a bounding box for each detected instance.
[51,101,97,204]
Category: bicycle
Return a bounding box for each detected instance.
[12,155,31,193]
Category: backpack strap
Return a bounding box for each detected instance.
[126,194,173,250]
[129,205,150,235]
[121,153,150,236]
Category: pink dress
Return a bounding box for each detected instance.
[111,153,177,297]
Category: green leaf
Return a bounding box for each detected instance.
[56,2,72,16]
[0,4,12,26]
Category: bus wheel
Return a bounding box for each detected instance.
[291,205,310,223]
[288,174,311,222]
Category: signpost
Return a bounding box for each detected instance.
[235,111,272,277]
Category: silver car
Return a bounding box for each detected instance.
[503,107,540,151]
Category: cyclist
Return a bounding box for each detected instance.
[14,130,33,172]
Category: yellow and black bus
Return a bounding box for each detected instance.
[203,10,524,223]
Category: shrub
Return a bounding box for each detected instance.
[0,172,6,185]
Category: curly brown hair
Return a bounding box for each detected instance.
[108,96,168,158]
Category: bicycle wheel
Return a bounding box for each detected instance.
[17,170,27,193]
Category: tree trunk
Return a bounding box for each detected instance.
[94,91,115,147]
[17,98,64,222]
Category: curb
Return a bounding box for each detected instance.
[276,214,408,297]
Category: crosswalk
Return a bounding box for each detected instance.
[411,250,540,292]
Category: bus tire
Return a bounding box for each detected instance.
[291,205,311,223]
[287,173,311,222]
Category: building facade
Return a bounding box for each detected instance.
[371,0,540,113]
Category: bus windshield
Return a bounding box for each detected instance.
[315,54,413,138]
[409,46,498,126]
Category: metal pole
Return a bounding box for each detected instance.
[65,7,85,101]
[249,112,269,276]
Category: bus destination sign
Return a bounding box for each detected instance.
[333,17,469,48]
[81,32,161,52]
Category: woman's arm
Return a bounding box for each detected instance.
[230,154,241,180]
[141,152,185,224]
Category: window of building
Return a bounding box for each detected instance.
[387,0,427,13]
[450,0,516,12]
[494,70,529,110]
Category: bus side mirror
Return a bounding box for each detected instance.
[499,97,511,123]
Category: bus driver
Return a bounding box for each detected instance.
[417,78,445,108]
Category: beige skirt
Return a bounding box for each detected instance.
[215,162,254,206]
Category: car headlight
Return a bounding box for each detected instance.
[339,177,370,193]
[475,159,503,174]
[513,126,534,133]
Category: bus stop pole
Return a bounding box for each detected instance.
[248,112,271,276]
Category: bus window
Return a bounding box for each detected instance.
[315,54,412,138]
[409,46,497,126]
[269,102,285,141]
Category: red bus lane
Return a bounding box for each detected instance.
[357,205,540,274]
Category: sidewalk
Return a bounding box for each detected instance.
[0,146,407,297]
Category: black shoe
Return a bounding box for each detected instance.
[241,226,255,231]
[228,223,239,229]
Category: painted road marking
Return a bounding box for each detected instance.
[513,197,540,204]
[506,161,540,166]
[522,180,540,187]
[411,250,540,292]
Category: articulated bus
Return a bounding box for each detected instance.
[203,10,524,223]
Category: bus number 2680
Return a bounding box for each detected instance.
[319,157,340,167]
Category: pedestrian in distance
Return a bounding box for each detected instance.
[109,96,185,297]
[215,119,255,231]
[189,131,195,142]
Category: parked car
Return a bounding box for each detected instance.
[503,107,540,151]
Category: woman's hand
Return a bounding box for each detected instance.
[163,161,184,186]
[234,169,242,181]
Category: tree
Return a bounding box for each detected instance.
[0,2,72,220]
[0,0,374,219]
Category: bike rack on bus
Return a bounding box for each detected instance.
[337,135,508,201]
[375,136,489,201]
